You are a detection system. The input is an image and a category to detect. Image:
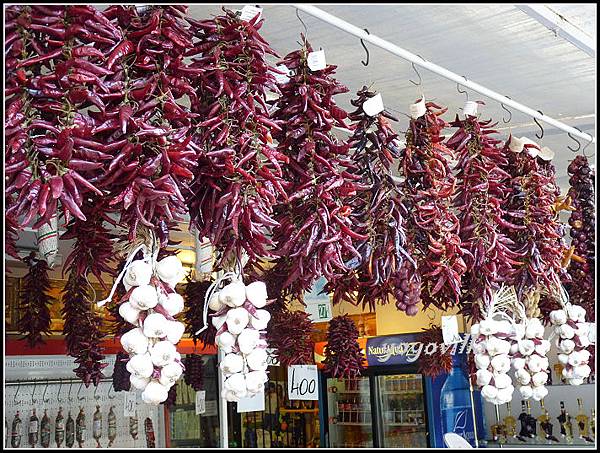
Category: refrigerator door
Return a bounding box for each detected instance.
[375,374,428,448]
[325,377,374,448]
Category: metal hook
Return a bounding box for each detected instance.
[360,29,370,66]
[57,380,64,403]
[501,96,512,124]
[94,384,101,401]
[68,380,74,403]
[14,380,22,404]
[409,62,422,87]
[108,382,116,400]
[567,133,581,152]
[534,110,544,140]
[457,81,469,102]
[295,8,308,40]
[42,379,50,403]
[582,137,594,158]
[31,380,37,404]
[77,382,85,401]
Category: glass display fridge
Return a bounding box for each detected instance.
[319,333,487,448]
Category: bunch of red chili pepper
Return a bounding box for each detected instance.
[325,87,416,313]
[447,111,523,321]
[566,155,595,321]
[185,8,285,267]
[500,143,566,301]
[401,102,467,312]
[269,36,360,300]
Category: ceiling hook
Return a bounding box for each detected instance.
[77,381,85,401]
[567,132,582,153]
[14,380,22,404]
[534,110,544,140]
[582,137,594,158]
[42,379,50,403]
[295,8,308,41]
[501,96,512,124]
[94,384,101,401]
[409,62,422,87]
[57,380,64,404]
[31,380,37,404]
[68,380,74,403]
[360,28,370,66]
[457,77,469,101]
[108,382,116,400]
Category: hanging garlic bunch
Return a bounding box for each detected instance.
[101,244,188,405]
[550,302,594,385]
[210,279,271,402]
[512,316,550,400]
[470,286,521,405]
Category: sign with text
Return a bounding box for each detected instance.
[237,390,265,413]
[202,400,218,417]
[195,390,206,415]
[304,277,333,323]
[288,365,319,401]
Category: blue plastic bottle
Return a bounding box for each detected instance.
[439,356,476,445]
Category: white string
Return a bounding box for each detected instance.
[96,244,148,307]
[194,271,238,335]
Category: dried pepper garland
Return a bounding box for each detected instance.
[324,87,413,312]
[183,278,215,345]
[186,8,284,267]
[112,351,132,392]
[323,315,364,378]
[62,273,107,386]
[447,113,522,321]
[401,102,466,312]
[17,252,55,347]
[566,155,595,321]
[5,6,121,230]
[183,354,204,391]
[418,325,453,378]
[267,309,315,367]
[270,36,359,300]
[500,146,566,304]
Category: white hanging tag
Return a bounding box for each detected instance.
[441,315,462,345]
[194,232,214,280]
[239,5,263,22]
[538,146,555,161]
[237,390,265,413]
[195,390,206,415]
[463,100,478,117]
[508,136,524,153]
[363,93,385,117]
[409,97,426,119]
[273,64,291,85]
[36,214,58,268]
[307,49,326,71]
[287,365,319,401]
[124,391,137,416]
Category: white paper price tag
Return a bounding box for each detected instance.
[441,315,462,345]
[409,97,426,119]
[124,391,137,416]
[195,390,206,415]
[266,348,280,366]
[237,390,265,413]
[239,5,262,22]
[288,365,319,401]
[463,100,478,116]
[362,93,385,117]
[307,49,326,71]
[273,64,291,85]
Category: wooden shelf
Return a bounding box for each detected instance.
[335,422,372,426]
[279,408,319,414]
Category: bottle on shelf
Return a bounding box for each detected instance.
[557,401,574,443]
[503,402,517,440]
[575,398,594,443]
[538,400,559,443]
[590,409,595,442]
[517,401,534,442]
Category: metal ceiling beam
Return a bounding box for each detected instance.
[292,4,595,145]
[516,5,595,58]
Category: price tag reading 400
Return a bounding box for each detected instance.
[288,365,319,401]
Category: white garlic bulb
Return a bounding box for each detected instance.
[121,328,150,355]
[141,380,170,405]
[237,328,260,355]
[126,353,154,378]
[226,307,250,335]
[216,331,236,353]
[129,285,159,310]
[159,361,183,387]
[220,353,244,375]
[218,281,246,308]
[124,260,153,289]
[246,348,268,371]
[150,341,177,367]
[165,321,185,344]
[155,256,184,284]
[143,313,169,338]
[161,293,184,317]
[119,302,142,325]
[130,375,151,390]
[250,310,271,331]
[245,281,268,308]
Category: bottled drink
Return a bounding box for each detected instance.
[439,358,476,445]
